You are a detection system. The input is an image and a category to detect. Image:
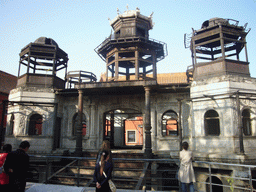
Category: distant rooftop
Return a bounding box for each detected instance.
[100,72,188,85]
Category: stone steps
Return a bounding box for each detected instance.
[46,152,146,190]
[28,151,179,191]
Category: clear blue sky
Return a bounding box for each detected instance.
[1,0,256,80]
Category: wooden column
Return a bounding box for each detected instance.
[219,25,226,59]
[26,52,31,82]
[211,48,214,60]
[18,57,21,78]
[106,57,109,82]
[135,49,139,80]
[52,52,56,86]
[75,89,83,157]
[192,30,196,66]
[115,52,119,80]
[152,52,157,79]
[126,67,129,81]
[144,87,152,158]
[244,40,249,63]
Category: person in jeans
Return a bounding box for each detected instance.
[178,141,195,192]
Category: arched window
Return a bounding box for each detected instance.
[162,110,178,136]
[242,109,252,136]
[9,114,14,135]
[206,176,223,192]
[204,110,220,136]
[72,113,86,136]
[29,114,42,135]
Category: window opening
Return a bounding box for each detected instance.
[127,130,136,143]
[204,110,220,136]
[9,114,14,135]
[162,110,178,136]
[72,113,87,136]
[29,114,42,135]
[206,176,223,192]
[242,109,252,136]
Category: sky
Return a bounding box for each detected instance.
[1,0,256,80]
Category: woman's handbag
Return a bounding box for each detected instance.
[103,171,116,192]
[108,179,116,192]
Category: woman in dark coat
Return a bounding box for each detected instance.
[93,150,113,192]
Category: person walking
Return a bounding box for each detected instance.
[0,144,12,191]
[4,141,30,192]
[178,141,196,192]
[93,150,113,192]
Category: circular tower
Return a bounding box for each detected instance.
[65,70,97,88]
[95,8,167,81]
[185,18,250,80]
[17,37,69,89]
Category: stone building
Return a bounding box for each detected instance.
[4,9,256,191]
[0,70,17,146]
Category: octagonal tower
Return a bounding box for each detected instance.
[95,8,167,81]
[186,18,250,80]
[17,37,68,89]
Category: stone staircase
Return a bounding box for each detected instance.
[29,151,179,191]
[40,151,146,190]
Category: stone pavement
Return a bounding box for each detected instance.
[25,183,166,192]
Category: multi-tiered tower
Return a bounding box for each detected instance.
[187,18,256,157]
[188,17,250,79]
[17,37,68,89]
[6,37,68,151]
[95,8,167,81]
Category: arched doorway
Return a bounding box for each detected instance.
[103,109,143,149]
[206,176,223,192]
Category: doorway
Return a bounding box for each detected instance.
[206,176,223,192]
[103,109,143,149]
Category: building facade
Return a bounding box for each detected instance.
[0,71,17,147]
[3,9,256,191]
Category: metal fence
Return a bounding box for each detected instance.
[28,155,256,191]
[194,161,256,192]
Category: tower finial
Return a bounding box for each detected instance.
[126,4,129,11]
[117,8,120,15]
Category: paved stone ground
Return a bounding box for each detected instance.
[25,183,164,192]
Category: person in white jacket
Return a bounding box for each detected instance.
[178,141,195,192]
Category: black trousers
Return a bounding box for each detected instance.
[0,184,11,192]
[9,178,26,192]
